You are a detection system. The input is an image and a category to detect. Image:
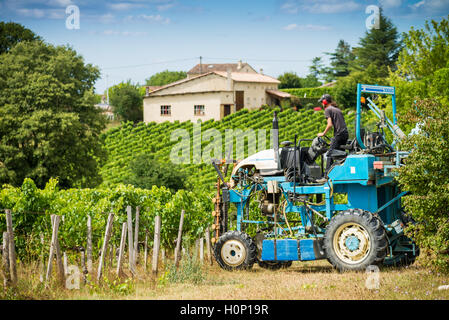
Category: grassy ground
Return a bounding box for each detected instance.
[2,256,449,300]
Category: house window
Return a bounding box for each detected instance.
[194,105,205,116]
[161,105,171,116]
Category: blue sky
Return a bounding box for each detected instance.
[1,0,448,94]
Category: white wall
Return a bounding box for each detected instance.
[234,82,278,110]
[144,92,234,123]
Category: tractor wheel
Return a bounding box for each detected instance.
[257,260,293,270]
[324,209,387,272]
[214,230,257,271]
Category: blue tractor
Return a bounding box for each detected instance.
[211,84,419,272]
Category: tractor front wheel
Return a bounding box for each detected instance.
[324,209,388,271]
[214,230,257,271]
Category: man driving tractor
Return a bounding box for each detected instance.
[317,94,348,181]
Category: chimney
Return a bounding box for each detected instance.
[145,87,149,96]
[237,60,243,70]
[260,68,264,75]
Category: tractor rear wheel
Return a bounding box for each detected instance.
[324,209,388,271]
[214,230,257,271]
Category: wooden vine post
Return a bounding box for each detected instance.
[152,215,161,276]
[126,206,136,276]
[5,209,17,286]
[2,231,10,286]
[174,209,185,268]
[86,215,93,274]
[205,226,213,265]
[46,215,64,284]
[116,222,127,277]
[133,206,140,265]
[97,213,114,282]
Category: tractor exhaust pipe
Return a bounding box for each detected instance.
[272,111,280,169]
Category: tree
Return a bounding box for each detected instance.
[309,57,332,83]
[388,15,449,122]
[278,72,302,89]
[146,70,187,86]
[325,40,355,80]
[0,40,106,189]
[0,21,40,54]
[350,8,402,77]
[124,154,186,191]
[300,74,322,88]
[396,98,449,271]
[109,81,143,123]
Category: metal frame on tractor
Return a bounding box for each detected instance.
[211,84,418,271]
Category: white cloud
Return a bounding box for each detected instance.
[103,30,148,36]
[283,23,331,31]
[409,0,449,12]
[410,0,426,9]
[380,0,402,8]
[17,8,46,18]
[48,0,73,7]
[157,3,175,11]
[16,7,65,19]
[281,0,362,14]
[108,2,147,11]
[283,23,298,30]
[137,14,171,24]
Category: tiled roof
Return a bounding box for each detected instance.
[214,71,280,84]
[146,71,280,96]
[187,62,254,74]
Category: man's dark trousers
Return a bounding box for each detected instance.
[325,131,349,176]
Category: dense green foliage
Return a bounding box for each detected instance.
[278,72,302,89]
[100,107,357,189]
[146,70,187,86]
[324,40,354,80]
[0,21,40,54]
[281,87,336,99]
[109,81,143,123]
[396,99,449,271]
[0,178,213,260]
[0,40,106,189]
[389,15,449,118]
[124,154,186,191]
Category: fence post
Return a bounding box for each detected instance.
[2,231,10,286]
[46,215,63,284]
[205,227,213,266]
[126,206,136,276]
[80,248,87,284]
[199,237,204,265]
[97,213,114,282]
[39,233,45,282]
[116,222,127,277]
[54,216,65,284]
[174,210,185,268]
[62,216,68,276]
[86,215,93,274]
[144,230,148,272]
[134,206,140,265]
[5,209,17,285]
[152,215,161,276]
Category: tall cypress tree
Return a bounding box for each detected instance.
[325,40,355,80]
[350,8,402,77]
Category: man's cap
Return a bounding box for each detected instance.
[318,94,333,103]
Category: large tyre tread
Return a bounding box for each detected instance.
[213,230,257,271]
[324,208,388,272]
